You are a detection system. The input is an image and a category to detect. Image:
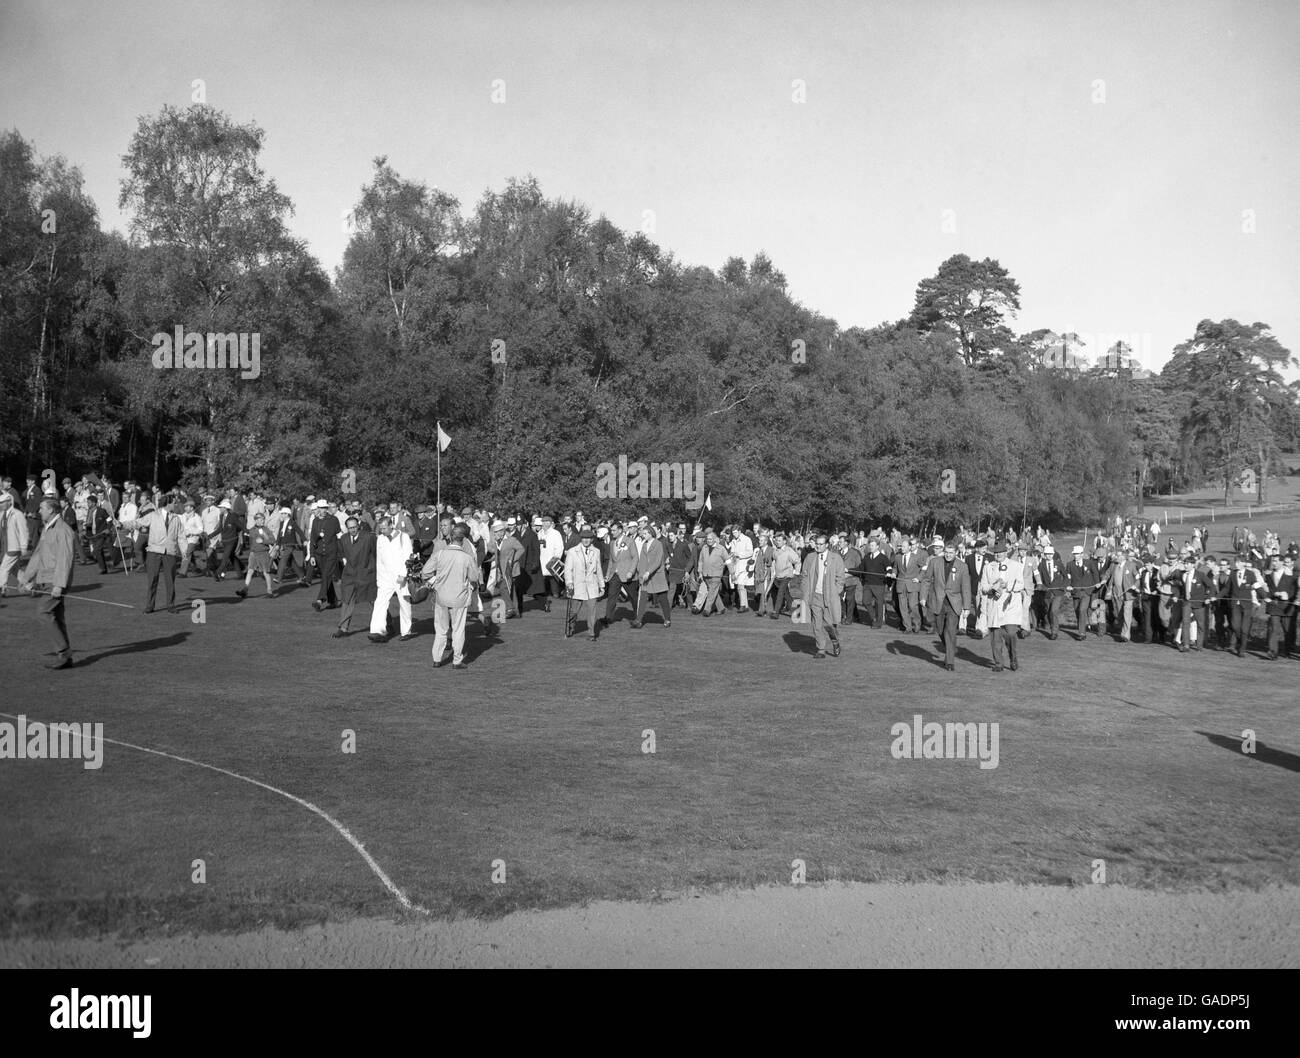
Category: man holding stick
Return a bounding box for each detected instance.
[16,497,78,669]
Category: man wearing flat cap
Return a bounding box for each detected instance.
[564,526,605,640]
[978,536,1025,672]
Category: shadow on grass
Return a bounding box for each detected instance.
[1195,731,1300,773]
[781,631,819,655]
[75,632,191,667]
[886,638,944,668]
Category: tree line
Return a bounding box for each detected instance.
[2,106,1297,531]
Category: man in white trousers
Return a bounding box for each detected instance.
[370,515,415,642]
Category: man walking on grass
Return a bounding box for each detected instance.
[422,524,479,669]
[799,533,845,660]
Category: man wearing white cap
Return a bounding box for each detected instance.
[1065,544,1100,640]
[369,514,415,641]
[538,515,565,605]
[308,498,342,610]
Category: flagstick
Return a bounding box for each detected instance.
[436,420,442,512]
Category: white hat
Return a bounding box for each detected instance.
[1071,545,1083,555]
[219,499,232,509]
[491,519,506,531]
[314,499,329,509]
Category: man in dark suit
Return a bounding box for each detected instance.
[1137,553,1164,644]
[274,506,309,585]
[1065,545,1100,640]
[518,517,544,614]
[335,515,377,637]
[859,536,890,629]
[1262,555,1296,660]
[1186,553,1218,651]
[964,539,989,637]
[85,494,114,574]
[1034,548,1068,639]
[206,499,245,580]
[1226,555,1264,657]
[16,497,77,668]
[308,500,343,610]
[922,539,974,670]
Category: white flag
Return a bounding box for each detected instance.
[437,424,451,453]
[704,492,712,511]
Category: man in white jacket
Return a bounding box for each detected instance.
[0,492,30,594]
[370,515,415,642]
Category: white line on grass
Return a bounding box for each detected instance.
[0,711,431,916]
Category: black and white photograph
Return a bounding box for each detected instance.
[0,0,1296,1016]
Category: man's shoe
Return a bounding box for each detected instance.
[945,662,955,671]
[629,620,642,629]
[368,633,385,643]
[831,642,841,657]
[312,600,323,612]
[991,664,1004,672]
[1010,661,1019,671]
[332,629,346,638]
[399,633,416,641]
[452,661,466,670]
[142,607,154,614]
[46,657,73,670]
[813,651,826,660]
[769,613,779,620]
[663,620,671,628]
[235,588,247,599]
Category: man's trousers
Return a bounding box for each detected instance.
[38,592,71,662]
[1114,595,1134,640]
[771,576,793,616]
[371,584,412,636]
[862,584,886,627]
[276,546,307,583]
[432,604,468,664]
[1042,592,1064,637]
[0,552,20,590]
[809,590,839,653]
[694,576,725,614]
[935,600,960,666]
[899,589,922,632]
[990,624,1018,668]
[1073,592,1094,637]
[314,553,340,606]
[1229,600,1251,655]
[143,551,177,611]
[605,573,639,623]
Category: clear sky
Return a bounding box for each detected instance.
[2,0,1296,371]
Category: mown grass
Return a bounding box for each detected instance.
[0,553,1296,939]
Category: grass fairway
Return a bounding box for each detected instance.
[1,556,1297,940]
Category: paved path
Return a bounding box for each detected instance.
[4,882,1296,968]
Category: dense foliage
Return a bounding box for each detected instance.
[2,110,1297,530]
